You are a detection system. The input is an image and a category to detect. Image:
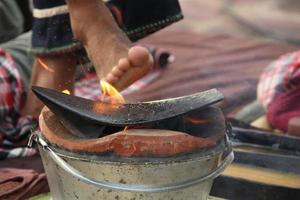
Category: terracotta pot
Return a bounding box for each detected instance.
[33,106,233,200]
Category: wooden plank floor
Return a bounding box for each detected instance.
[223,163,300,189]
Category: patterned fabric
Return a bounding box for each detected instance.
[257,50,300,108]
[31,0,183,55]
[257,50,300,133]
[0,49,25,119]
[0,48,38,160]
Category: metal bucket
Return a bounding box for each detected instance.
[30,133,233,200]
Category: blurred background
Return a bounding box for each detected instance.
[172,0,300,45]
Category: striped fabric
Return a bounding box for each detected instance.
[31,0,183,55]
[257,50,300,108]
[33,5,68,18]
[0,49,25,122]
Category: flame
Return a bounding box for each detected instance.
[37,58,54,73]
[99,80,129,131]
[100,80,125,104]
[184,116,210,125]
[93,80,124,112]
[62,90,71,95]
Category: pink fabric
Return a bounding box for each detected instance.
[257,50,300,108]
[267,87,300,133]
[257,50,300,133]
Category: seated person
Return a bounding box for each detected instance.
[22,0,183,117]
[0,0,182,157]
[257,50,300,136]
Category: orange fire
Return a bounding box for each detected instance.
[95,80,128,131]
[37,58,54,73]
[62,90,71,95]
[100,80,125,104]
[184,116,210,125]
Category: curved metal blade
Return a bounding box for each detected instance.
[32,86,224,127]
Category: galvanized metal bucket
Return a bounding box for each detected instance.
[30,133,233,200]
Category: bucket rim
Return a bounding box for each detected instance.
[35,133,234,193]
[34,132,232,164]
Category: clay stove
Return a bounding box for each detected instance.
[29,87,233,200]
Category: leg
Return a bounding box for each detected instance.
[65,0,153,91]
[22,54,76,118]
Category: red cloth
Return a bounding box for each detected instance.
[0,48,38,160]
[0,168,48,200]
[267,87,300,133]
[257,50,300,134]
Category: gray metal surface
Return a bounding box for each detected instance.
[31,86,223,126]
[30,133,233,200]
[31,133,233,193]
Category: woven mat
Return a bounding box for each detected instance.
[126,30,298,116]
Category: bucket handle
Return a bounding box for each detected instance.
[29,133,234,193]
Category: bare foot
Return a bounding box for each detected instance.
[22,54,76,118]
[66,0,153,91]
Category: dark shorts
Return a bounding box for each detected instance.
[31,0,183,55]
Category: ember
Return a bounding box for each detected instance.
[37,58,54,73]
[100,80,130,131]
[62,90,71,95]
[184,116,210,125]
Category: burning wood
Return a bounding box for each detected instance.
[184,116,210,125]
